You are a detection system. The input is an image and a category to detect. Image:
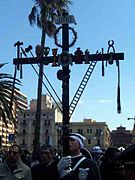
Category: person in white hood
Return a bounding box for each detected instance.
[57,132,101,180]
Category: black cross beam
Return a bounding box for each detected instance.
[13,53,124,65]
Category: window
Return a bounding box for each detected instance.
[87,129,92,133]
[88,139,91,144]
[22,139,25,145]
[23,129,26,134]
[96,129,102,133]
[78,129,83,134]
[23,119,26,125]
[48,120,50,125]
[46,129,49,134]
[23,114,26,118]
[97,139,101,146]
[44,120,50,126]
[45,136,50,145]
[32,120,35,125]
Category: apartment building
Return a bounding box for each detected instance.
[0,89,28,148]
[55,118,111,153]
[111,126,133,148]
[17,94,111,152]
[17,94,62,151]
[70,118,111,149]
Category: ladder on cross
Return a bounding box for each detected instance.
[69,60,97,118]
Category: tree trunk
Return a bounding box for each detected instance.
[33,27,46,153]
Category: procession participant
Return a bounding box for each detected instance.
[31,144,59,180]
[0,144,32,180]
[57,132,101,180]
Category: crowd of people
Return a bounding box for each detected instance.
[0,132,135,180]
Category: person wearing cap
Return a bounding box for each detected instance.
[57,132,101,180]
[0,144,33,180]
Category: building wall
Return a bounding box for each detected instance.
[17,94,62,151]
[17,96,112,152]
[111,126,132,148]
[0,90,28,148]
[53,118,111,153]
[69,118,111,150]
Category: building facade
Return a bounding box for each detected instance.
[17,94,62,151]
[0,90,28,148]
[53,118,111,153]
[111,126,132,148]
[17,95,111,152]
[69,118,111,150]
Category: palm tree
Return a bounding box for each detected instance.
[0,63,21,127]
[28,0,71,153]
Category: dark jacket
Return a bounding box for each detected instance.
[31,160,59,180]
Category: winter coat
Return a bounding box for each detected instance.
[0,159,32,180]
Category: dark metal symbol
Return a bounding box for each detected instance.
[57,69,64,80]
[58,51,72,67]
[107,40,115,65]
[74,47,83,64]
[14,41,23,70]
[52,48,59,67]
[14,41,23,48]
[101,48,105,76]
[25,45,33,53]
[57,69,70,81]
[35,45,43,59]
[44,47,50,57]
[84,49,90,64]
[108,40,115,52]
[54,26,77,48]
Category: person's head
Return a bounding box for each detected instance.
[69,133,86,156]
[40,144,54,164]
[6,144,21,165]
[105,146,120,160]
[104,146,121,167]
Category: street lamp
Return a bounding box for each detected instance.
[127,116,135,128]
[127,116,135,121]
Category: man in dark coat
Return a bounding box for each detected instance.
[31,144,59,180]
[99,146,121,180]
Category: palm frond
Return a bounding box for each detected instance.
[37,15,42,28]
[0,63,8,68]
[45,21,57,37]
[28,6,38,26]
[0,63,22,127]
